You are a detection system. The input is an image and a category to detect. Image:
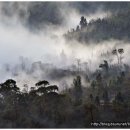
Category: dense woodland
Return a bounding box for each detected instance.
[65,10,130,43]
[1,2,130,128]
[0,48,130,128]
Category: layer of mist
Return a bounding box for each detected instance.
[0,2,130,90]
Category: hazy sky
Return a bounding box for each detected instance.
[0,2,112,66]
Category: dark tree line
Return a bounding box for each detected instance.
[0,66,129,128]
[65,10,130,43]
[0,48,129,128]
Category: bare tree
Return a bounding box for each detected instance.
[118,48,124,66]
[112,49,119,65]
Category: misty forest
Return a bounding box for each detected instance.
[0,2,130,128]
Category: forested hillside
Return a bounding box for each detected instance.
[65,9,130,43]
[0,48,130,128]
[0,2,130,128]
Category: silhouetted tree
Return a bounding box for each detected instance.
[80,16,87,29]
[112,49,119,64]
[73,75,82,105]
[112,48,124,67]
[0,79,19,94]
[46,85,59,92]
[35,80,49,88]
[99,60,109,73]
[118,48,124,65]
[37,87,47,95]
